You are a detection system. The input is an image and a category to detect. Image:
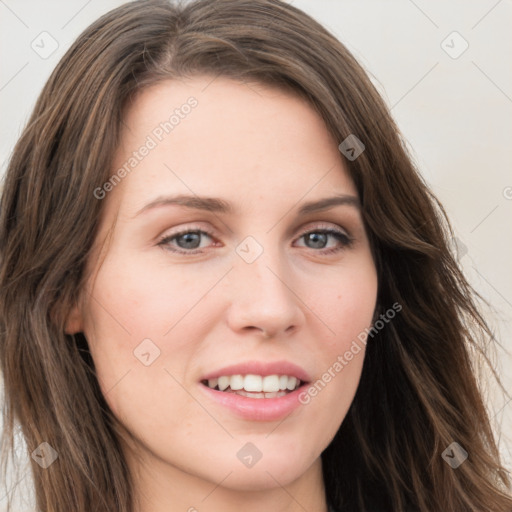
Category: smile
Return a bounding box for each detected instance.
[202,374,302,398]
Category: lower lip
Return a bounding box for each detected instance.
[199,383,308,421]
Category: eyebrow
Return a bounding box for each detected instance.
[297,195,360,215]
[135,195,232,216]
[134,193,360,217]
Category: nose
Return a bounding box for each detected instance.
[225,246,305,339]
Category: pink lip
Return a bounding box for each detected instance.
[200,360,311,382]
[199,383,308,421]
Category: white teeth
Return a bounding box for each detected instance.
[230,374,244,391]
[286,376,297,391]
[262,375,280,392]
[204,374,302,395]
[218,376,230,391]
[244,374,262,392]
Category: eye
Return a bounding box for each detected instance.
[157,225,353,256]
[294,227,353,254]
[157,228,217,254]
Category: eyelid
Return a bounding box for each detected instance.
[296,221,350,238]
[157,223,216,241]
[157,221,350,242]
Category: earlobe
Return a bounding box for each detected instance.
[64,305,84,334]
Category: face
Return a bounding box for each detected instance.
[70,76,377,494]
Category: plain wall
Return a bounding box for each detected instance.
[1,0,511,509]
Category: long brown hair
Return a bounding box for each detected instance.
[1,0,511,510]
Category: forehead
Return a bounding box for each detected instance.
[108,76,356,214]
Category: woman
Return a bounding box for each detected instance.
[1,0,511,510]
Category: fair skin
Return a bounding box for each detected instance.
[66,76,378,512]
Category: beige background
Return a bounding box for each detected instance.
[1,0,511,509]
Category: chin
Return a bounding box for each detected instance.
[213,464,307,492]
[215,446,317,490]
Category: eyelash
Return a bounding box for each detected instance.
[157,224,354,256]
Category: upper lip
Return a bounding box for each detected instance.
[201,360,311,383]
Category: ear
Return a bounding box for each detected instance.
[64,304,84,334]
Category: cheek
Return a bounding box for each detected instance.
[305,257,378,349]
[295,257,377,427]
[84,248,227,344]
[82,253,223,401]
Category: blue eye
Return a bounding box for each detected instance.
[174,231,204,249]
[158,226,353,255]
[296,229,353,254]
[158,229,215,254]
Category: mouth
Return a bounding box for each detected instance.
[201,374,304,399]
[198,361,311,421]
